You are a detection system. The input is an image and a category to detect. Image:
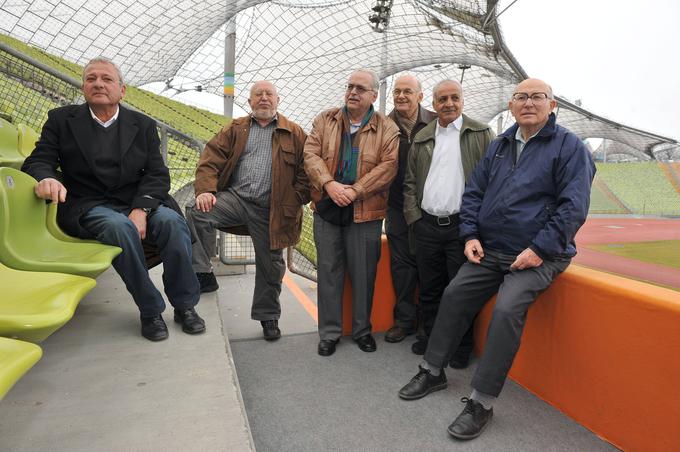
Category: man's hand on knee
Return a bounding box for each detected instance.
[35,178,67,203]
[129,208,148,239]
[464,239,485,264]
[196,192,217,213]
[510,248,543,270]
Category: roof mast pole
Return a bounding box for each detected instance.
[223,18,236,119]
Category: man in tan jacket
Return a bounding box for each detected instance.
[187,80,309,341]
[304,69,399,357]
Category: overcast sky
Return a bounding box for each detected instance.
[499,0,679,139]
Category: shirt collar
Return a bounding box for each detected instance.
[515,127,540,144]
[435,115,463,135]
[89,105,119,128]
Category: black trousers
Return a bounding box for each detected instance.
[385,206,418,330]
[413,212,473,356]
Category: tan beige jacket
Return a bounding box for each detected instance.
[303,107,399,223]
[194,114,310,249]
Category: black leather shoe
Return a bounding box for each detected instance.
[449,349,472,369]
[385,326,415,343]
[318,339,339,356]
[447,398,494,440]
[174,308,206,334]
[398,365,447,400]
[141,315,168,341]
[261,320,281,341]
[355,334,377,352]
[411,337,428,355]
[196,272,219,293]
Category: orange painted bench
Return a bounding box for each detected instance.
[342,241,680,451]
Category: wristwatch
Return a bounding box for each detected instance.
[141,207,153,215]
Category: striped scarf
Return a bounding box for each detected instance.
[335,105,374,184]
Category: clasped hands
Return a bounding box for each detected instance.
[324,181,356,206]
[464,239,543,270]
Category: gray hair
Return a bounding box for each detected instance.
[83,57,124,85]
[350,69,380,91]
[432,79,463,99]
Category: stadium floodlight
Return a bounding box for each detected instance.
[369,0,394,33]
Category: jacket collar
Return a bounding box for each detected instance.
[389,105,436,133]
[67,103,139,184]
[413,113,479,144]
[232,112,295,133]
[500,112,557,142]
[332,106,379,132]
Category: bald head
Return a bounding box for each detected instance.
[393,74,423,119]
[509,78,557,138]
[248,80,279,122]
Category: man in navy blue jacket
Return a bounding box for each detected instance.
[397,78,595,440]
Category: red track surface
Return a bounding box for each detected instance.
[574,218,680,289]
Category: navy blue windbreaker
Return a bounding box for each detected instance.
[459,113,596,260]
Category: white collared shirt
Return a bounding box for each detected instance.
[89,105,120,128]
[421,115,465,216]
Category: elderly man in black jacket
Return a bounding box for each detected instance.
[22,57,204,342]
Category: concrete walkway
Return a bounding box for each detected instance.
[0,266,254,452]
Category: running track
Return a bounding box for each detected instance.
[574,218,680,289]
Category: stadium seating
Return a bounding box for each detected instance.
[596,162,680,215]
[16,123,39,158]
[0,262,96,342]
[0,337,42,400]
[0,117,24,169]
[0,167,121,278]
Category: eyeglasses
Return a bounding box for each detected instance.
[346,84,374,94]
[512,92,550,104]
[393,88,417,96]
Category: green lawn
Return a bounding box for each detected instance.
[587,240,680,269]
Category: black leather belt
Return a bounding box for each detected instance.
[422,211,459,227]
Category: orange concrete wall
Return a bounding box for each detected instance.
[342,242,680,451]
[342,237,396,335]
[474,266,680,451]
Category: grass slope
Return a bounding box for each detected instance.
[0,33,227,143]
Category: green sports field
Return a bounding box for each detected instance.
[587,240,680,269]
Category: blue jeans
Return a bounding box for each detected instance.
[80,204,200,317]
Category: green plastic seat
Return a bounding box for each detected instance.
[0,167,121,278]
[0,117,24,169]
[0,337,42,400]
[0,263,96,342]
[16,123,40,158]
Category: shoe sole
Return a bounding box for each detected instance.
[398,381,447,400]
[142,332,168,341]
[174,316,206,334]
[264,334,281,341]
[447,414,492,440]
[199,285,219,293]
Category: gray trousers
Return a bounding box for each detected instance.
[314,213,382,341]
[385,206,418,329]
[186,191,285,321]
[424,250,570,397]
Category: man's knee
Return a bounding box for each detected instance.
[98,216,138,244]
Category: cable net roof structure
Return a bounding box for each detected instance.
[1,0,676,159]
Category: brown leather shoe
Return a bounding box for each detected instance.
[385,326,415,343]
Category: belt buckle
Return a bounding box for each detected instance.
[436,216,451,226]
